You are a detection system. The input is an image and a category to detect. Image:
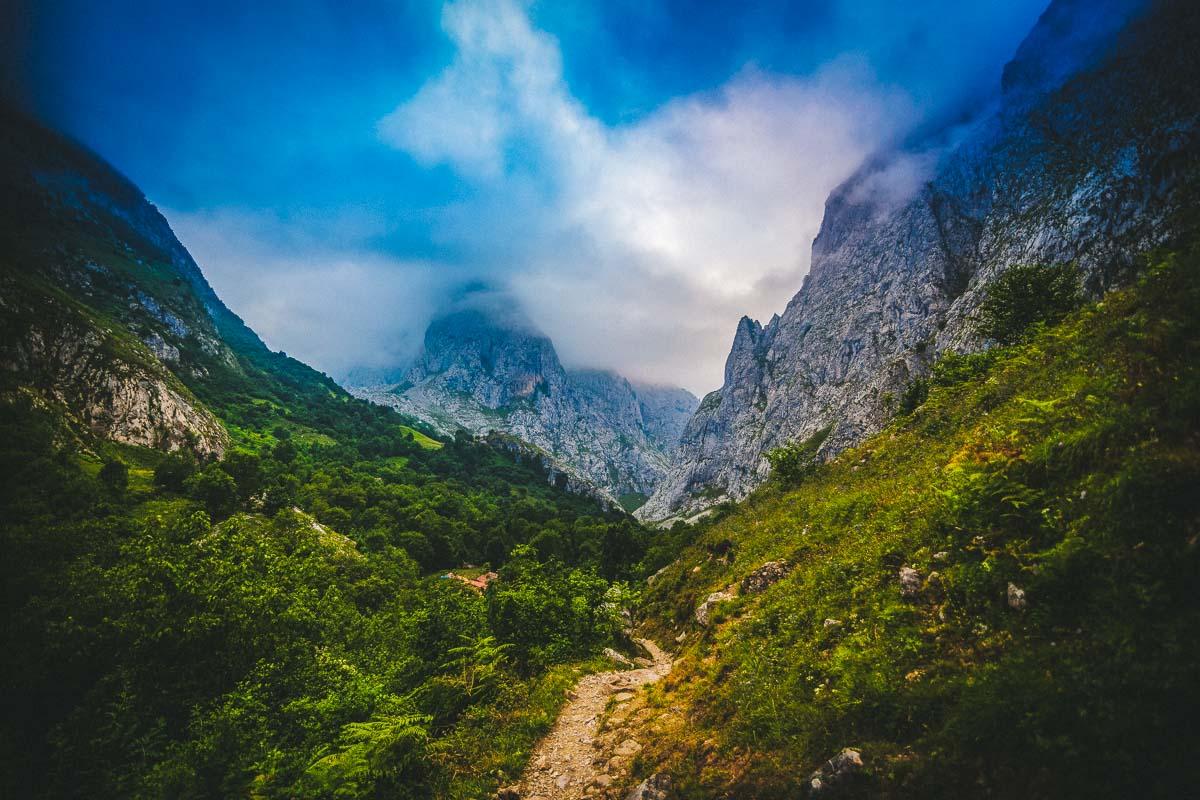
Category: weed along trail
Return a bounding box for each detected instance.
[513,639,673,799]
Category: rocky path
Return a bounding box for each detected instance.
[517,639,672,799]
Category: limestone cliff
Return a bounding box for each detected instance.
[640,0,1200,521]
[350,296,698,502]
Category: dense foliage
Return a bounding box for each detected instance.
[635,249,1200,798]
[0,389,651,799]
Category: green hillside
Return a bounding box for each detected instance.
[632,248,1200,797]
[0,107,653,799]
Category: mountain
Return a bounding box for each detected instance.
[349,293,698,507]
[0,102,376,459]
[639,0,1200,522]
[0,104,658,799]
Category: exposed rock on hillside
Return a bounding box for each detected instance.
[0,104,349,455]
[351,296,697,501]
[640,0,1200,521]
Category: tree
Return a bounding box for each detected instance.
[99,459,129,494]
[154,451,196,492]
[185,464,239,520]
[220,451,263,501]
[273,438,298,464]
[977,262,1081,344]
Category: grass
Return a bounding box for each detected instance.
[400,425,444,450]
[619,492,649,513]
[429,656,611,798]
[634,249,1200,798]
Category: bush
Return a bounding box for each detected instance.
[154,451,197,492]
[977,262,1081,344]
[99,459,129,494]
[185,464,239,519]
[766,426,833,485]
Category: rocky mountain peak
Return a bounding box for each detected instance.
[638,0,1200,522]
[411,298,564,410]
[351,292,698,503]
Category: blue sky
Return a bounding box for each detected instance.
[15,0,1049,393]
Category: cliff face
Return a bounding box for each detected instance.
[0,106,355,458]
[0,107,246,455]
[351,300,698,501]
[639,0,1200,521]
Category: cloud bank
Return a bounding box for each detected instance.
[374,0,915,392]
[167,207,451,380]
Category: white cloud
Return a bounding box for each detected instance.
[165,207,452,380]
[376,0,916,394]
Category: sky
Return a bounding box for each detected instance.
[7,0,1050,394]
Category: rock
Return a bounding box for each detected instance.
[932,551,950,562]
[899,567,922,599]
[348,302,698,502]
[674,632,687,644]
[604,648,633,667]
[635,0,1197,523]
[625,773,671,800]
[613,691,636,703]
[614,739,642,757]
[809,748,864,796]
[694,588,736,627]
[823,618,843,629]
[592,775,612,788]
[555,774,571,790]
[740,561,791,594]
[494,786,520,800]
[1007,582,1028,611]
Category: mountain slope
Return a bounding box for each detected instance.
[629,246,1200,798]
[0,104,656,800]
[640,0,1200,521]
[351,296,698,504]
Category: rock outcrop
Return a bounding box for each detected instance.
[0,104,336,457]
[639,0,1200,521]
[351,295,697,502]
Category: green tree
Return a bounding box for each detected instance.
[185,464,239,519]
[99,459,129,494]
[977,262,1081,344]
[154,450,196,492]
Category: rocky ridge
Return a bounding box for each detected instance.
[0,104,346,458]
[639,0,1200,521]
[351,298,698,502]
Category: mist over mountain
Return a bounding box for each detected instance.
[639,0,1199,521]
[349,288,698,506]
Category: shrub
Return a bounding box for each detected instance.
[99,459,129,494]
[766,426,833,485]
[153,450,196,492]
[185,464,239,519]
[977,262,1081,344]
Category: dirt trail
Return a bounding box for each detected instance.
[518,639,672,799]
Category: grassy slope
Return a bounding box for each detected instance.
[634,250,1200,798]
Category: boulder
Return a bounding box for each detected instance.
[740,561,791,594]
[899,566,922,599]
[1007,582,1028,611]
[625,773,671,800]
[809,748,864,796]
[604,648,633,667]
[694,588,736,627]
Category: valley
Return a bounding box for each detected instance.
[2,0,1199,798]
